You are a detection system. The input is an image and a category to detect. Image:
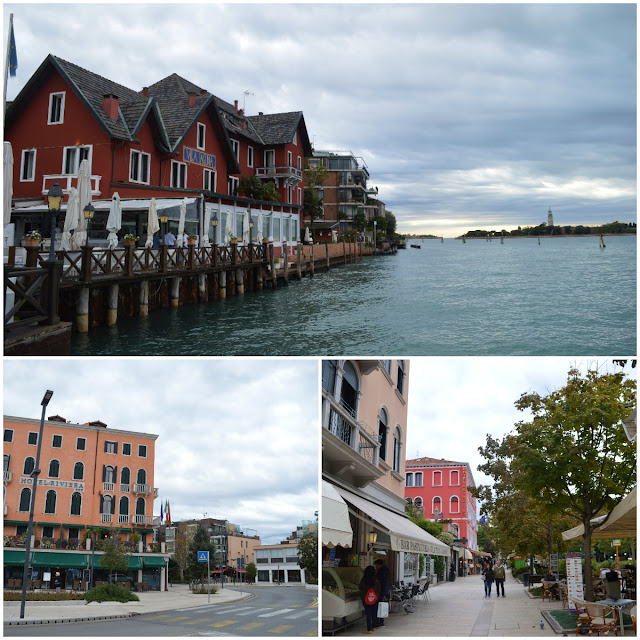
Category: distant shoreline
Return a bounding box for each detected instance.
[453,233,636,240]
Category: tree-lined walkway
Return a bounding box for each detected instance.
[340,570,559,637]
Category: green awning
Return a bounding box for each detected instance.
[31,552,88,569]
[37,522,61,527]
[62,524,86,529]
[4,520,28,526]
[4,550,26,566]
[128,556,143,570]
[143,556,168,568]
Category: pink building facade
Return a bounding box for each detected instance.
[404,457,478,552]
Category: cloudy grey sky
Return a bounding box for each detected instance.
[3,358,319,544]
[4,3,636,237]
[406,358,637,514]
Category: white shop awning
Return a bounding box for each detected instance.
[322,481,353,548]
[335,486,450,557]
[13,197,198,214]
[562,486,636,541]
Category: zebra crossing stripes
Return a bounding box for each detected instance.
[258,608,296,617]
[267,625,293,633]
[284,609,316,619]
[236,622,264,631]
[233,607,274,616]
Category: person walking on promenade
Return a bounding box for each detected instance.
[164,229,176,247]
[494,559,506,597]
[482,561,495,598]
[359,565,381,634]
[375,559,390,627]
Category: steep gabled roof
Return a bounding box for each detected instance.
[248,111,313,155]
[146,74,240,172]
[4,54,171,150]
[214,96,264,145]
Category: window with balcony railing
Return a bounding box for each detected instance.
[327,408,352,445]
[322,360,337,394]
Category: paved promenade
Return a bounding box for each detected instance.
[4,582,251,626]
[341,570,562,637]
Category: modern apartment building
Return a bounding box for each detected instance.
[3,414,169,590]
[321,360,449,630]
[254,541,307,584]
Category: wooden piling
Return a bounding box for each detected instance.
[283,242,289,284]
[236,268,245,294]
[76,287,90,333]
[256,265,263,291]
[269,243,277,289]
[107,284,119,326]
[170,277,181,307]
[310,243,315,277]
[139,281,149,317]
[198,273,208,301]
[219,270,227,299]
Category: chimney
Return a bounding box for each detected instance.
[188,91,197,107]
[200,89,207,97]
[234,99,239,113]
[47,415,67,423]
[102,94,119,120]
[258,111,263,117]
[241,120,247,129]
[142,87,149,96]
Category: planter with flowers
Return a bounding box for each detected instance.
[188,234,197,246]
[25,231,42,248]
[229,236,239,246]
[124,233,139,247]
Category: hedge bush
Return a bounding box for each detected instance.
[85,584,139,603]
[4,591,86,601]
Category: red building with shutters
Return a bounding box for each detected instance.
[404,456,478,552]
[5,54,312,255]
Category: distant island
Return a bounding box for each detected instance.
[459,221,636,238]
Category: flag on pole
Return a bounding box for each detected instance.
[166,500,171,527]
[160,500,164,523]
[8,17,17,77]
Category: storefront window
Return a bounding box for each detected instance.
[272,218,281,242]
[257,570,270,582]
[287,570,301,582]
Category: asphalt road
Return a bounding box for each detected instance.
[4,586,318,637]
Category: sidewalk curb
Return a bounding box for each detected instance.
[5,612,136,626]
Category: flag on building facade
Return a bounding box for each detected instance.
[8,16,17,77]
[160,500,164,523]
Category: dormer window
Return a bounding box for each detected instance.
[48,92,65,125]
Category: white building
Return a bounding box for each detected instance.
[255,543,306,584]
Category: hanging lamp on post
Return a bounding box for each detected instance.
[46,182,63,261]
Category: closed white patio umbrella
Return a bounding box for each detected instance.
[202,205,211,247]
[106,192,122,249]
[242,210,250,244]
[224,209,233,244]
[176,198,187,247]
[145,198,160,248]
[304,226,311,243]
[3,142,13,244]
[60,188,80,251]
[256,212,263,243]
[71,159,91,249]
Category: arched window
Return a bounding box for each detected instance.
[415,472,423,487]
[44,490,57,514]
[450,496,459,513]
[18,487,31,512]
[23,457,35,475]
[3,454,10,472]
[433,470,442,486]
[70,492,82,516]
[101,495,115,514]
[383,360,392,375]
[119,496,129,515]
[340,362,359,417]
[48,459,60,478]
[103,466,115,483]
[397,360,406,395]
[392,426,402,472]
[136,468,146,485]
[406,497,413,506]
[322,360,338,394]
[432,496,442,517]
[136,497,145,515]
[450,470,459,486]
[378,408,388,461]
[414,497,423,508]
[406,472,414,487]
[121,467,130,485]
[73,462,84,480]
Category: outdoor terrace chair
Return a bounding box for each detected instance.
[33,579,41,589]
[7,578,15,589]
[417,580,431,603]
[559,583,568,609]
[542,581,556,602]
[584,601,618,636]
[570,598,590,636]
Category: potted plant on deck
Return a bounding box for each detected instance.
[25,231,42,248]
[187,234,197,247]
[229,236,239,246]
[123,233,139,248]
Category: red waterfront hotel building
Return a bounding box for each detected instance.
[5,54,312,257]
[404,456,478,553]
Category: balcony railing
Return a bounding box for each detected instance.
[3,504,7,516]
[325,401,380,468]
[255,165,302,182]
[118,514,129,524]
[153,487,159,498]
[101,513,113,523]
[132,514,153,525]
[41,174,102,197]
[120,484,130,493]
[4,470,12,482]
[103,482,114,492]
[133,483,151,495]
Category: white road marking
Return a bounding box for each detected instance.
[258,608,295,617]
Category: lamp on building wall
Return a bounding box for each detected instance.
[19,390,54,619]
[160,214,169,237]
[211,214,218,245]
[46,182,63,262]
[83,203,95,245]
[367,531,378,551]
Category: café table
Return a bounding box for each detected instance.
[597,597,635,636]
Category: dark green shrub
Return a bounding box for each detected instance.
[85,584,139,603]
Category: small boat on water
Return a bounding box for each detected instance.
[410,244,421,249]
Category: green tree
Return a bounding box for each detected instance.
[509,367,636,601]
[303,159,328,188]
[385,211,397,237]
[187,527,217,584]
[297,533,318,582]
[238,176,280,202]
[245,562,257,583]
[352,212,367,232]
[303,188,324,223]
[173,528,188,581]
[99,537,129,583]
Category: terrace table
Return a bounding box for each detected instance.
[597,597,635,636]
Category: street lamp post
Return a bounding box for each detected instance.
[19,390,53,619]
[211,214,218,245]
[83,203,95,246]
[160,215,168,240]
[46,183,63,262]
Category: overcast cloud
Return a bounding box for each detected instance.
[3,358,319,544]
[4,3,635,237]
[406,358,637,511]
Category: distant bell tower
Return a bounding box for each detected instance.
[547,206,554,227]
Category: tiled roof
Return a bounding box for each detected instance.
[214,97,264,145]
[247,111,303,145]
[406,457,466,466]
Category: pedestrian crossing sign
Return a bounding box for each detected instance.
[198,551,209,562]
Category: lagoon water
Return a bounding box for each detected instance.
[71,235,636,356]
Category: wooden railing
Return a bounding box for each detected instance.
[4,260,61,334]
[31,244,268,284]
